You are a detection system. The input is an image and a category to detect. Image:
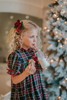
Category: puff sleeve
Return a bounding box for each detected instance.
[7,52,21,75]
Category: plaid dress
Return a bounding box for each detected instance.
[7,47,48,100]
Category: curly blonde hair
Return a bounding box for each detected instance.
[7,20,42,54]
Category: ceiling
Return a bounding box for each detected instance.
[0,0,53,62]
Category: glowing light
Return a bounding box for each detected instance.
[44,27,47,30]
[65,21,67,24]
[63,80,65,84]
[59,86,61,89]
[58,40,60,42]
[62,10,65,14]
[64,41,67,44]
[55,31,58,34]
[50,59,54,63]
[60,45,62,48]
[50,44,52,47]
[57,18,60,20]
[47,29,50,32]
[56,59,58,61]
[58,96,61,99]
[56,35,58,38]
[45,67,48,70]
[25,15,29,19]
[65,78,67,81]
[10,15,14,19]
[53,14,57,18]
[66,38,67,40]
[60,59,63,62]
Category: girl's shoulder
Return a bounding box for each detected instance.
[8,49,23,60]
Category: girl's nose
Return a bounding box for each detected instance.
[33,38,36,42]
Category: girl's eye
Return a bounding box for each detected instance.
[36,36,38,38]
[30,36,34,38]
[30,36,38,38]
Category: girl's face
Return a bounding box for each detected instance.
[21,29,38,50]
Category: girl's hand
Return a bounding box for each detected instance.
[45,54,50,63]
[25,63,36,75]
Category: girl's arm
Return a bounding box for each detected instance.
[11,63,36,84]
[11,70,28,84]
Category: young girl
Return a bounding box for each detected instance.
[7,20,48,100]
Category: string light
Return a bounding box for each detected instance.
[53,14,57,18]
[60,59,63,62]
[47,29,50,32]
[56,35,58,38]
[63,80,65,84]
[59,86,61,89]
[45,67,48,70]
[50,59,54,63]
[58,40,60,42]
[57,18,60,20]
[65,21,67,24]
[65,38,67,40]
[64,41,67,44]
[65,78,67,81]
[58,96,61,100]
[61,10,65,14]
[64,2,67,4]
[55,31,58,34]
[56,59,58,61]
[44,27,47,30]
[60,5,62,7]
[60,45,63,48]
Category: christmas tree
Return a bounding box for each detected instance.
[42,0,67,100]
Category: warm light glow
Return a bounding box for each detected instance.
[45,67,48,70]
[58,40,60,42]
[66,38,67,40]
[56,35,58,38]
[10,15,14,19]
[62,10,65,14]
[55,31,58,34]
[50,44,52,47]
[51,59,54,63]
[25,15,29,19]
[57,18,60,20]
[60,59,63,62]
[64,2,67,4]
[65,21,67,24]
[56,59,58,61]
[65,78,67,81]
[58,96,61,99]
[44,27,47,30]
[64,41,67,44]
[63,80,65,84]
[47,29,50,32]
[60,45,62,48]
[53,14,57,18]
[60,5,62,7]
[59,86,61,89]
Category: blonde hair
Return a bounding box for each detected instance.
[7,20,42,54]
